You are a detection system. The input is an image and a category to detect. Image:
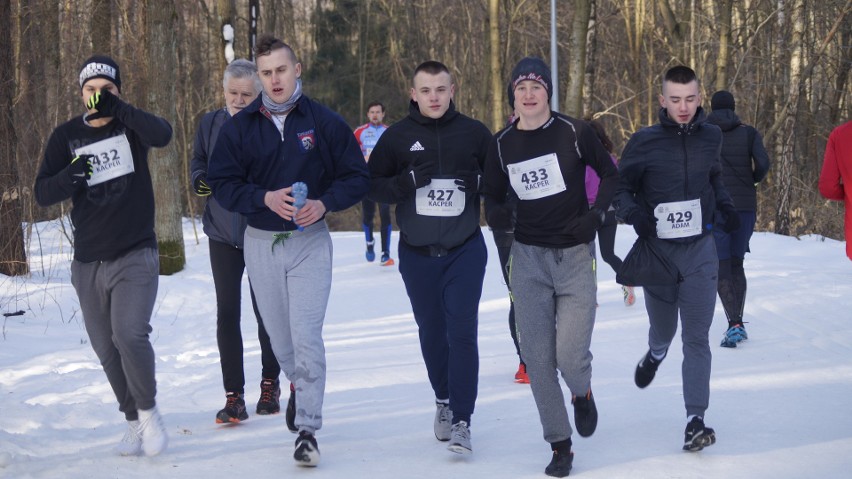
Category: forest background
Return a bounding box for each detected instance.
[0,0,850,276]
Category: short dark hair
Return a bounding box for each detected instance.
[662,65,699,88]
[587,119,614,154]
[254,35,297,63]
[413,61,451,82]
[367,101,385,112]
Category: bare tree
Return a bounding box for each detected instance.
[714,0,733,90]
[489,0,503,131]
[583,0,598,117]
[0,0,27,276]
[564,0,591,117]
[144,0,186,274]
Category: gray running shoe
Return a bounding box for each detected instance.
[434,401,452,441]
[447,421,472,455]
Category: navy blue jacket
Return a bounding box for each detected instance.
[706,108,770,212]
[615,107,734,244]
[207,94,369,231]
[190,108,248,247]
[368,100,492,251]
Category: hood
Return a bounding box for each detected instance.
[706,108,742,132]
[408,99,460,126]
[659,105,709,134]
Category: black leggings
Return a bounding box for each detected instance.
[597,210,623,275]
[209,238,280,394]
[362,199,392,253]
[491,230,522,362]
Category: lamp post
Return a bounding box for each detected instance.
[550,0,559,112]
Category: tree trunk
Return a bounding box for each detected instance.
[17,1,59,225]
[0,0,27,276]
[775,0,805,236]
[145,0,185,274]
[489,0,503,130]
[565,0,591,117]
[829,5,852,124]
[583,0,598,117]
[90,0,112,53]
[714,0,733,90]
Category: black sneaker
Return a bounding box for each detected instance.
[544,439,573,477]
[294,430,320,466]
[683,416,716,452]
[285,382,297,433]
[256,378,281,415]
[215,392,248,424]
[571,390,598,437]
[635,350,664,388]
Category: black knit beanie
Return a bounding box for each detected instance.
[79,55,122,92]
[711,90,735,111]
[507,57,552,108]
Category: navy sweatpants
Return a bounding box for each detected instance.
[398,231,487,424]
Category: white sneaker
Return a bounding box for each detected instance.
[114,420,142,456]
[137,407,168,456]
[433,401,452,441]
[447,420,472,454]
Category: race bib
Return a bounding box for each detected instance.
[415,178,465,217]
[654,199,702,239]
[74,134,135,186]
[508,153,566,200]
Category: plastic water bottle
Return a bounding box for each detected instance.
[292,182,308,231]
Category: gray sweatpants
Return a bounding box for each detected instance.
[70,247,159,421]
[510,241,597,444]
[643,235,718,418]
[243,222,332,434]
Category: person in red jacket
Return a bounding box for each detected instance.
[819,120,852,261]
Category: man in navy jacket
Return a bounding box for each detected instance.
[208,35,368,467]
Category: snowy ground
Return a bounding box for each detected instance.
[1,218,851,479]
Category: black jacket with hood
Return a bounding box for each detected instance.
[368,100,492,252]
[706,108,770,212]
[615,106,734,244]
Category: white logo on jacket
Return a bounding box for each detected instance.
[409,141,425,152]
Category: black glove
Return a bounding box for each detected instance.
[67,154,94,184]
[720,204,741,233]
[396,157,435,194]
[628,209,657,239]
[575,207,605,242]
[193,174,212,197]
[454,170,481,193]
[86,89,121,119]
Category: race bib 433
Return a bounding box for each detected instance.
[508,153,566,200]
